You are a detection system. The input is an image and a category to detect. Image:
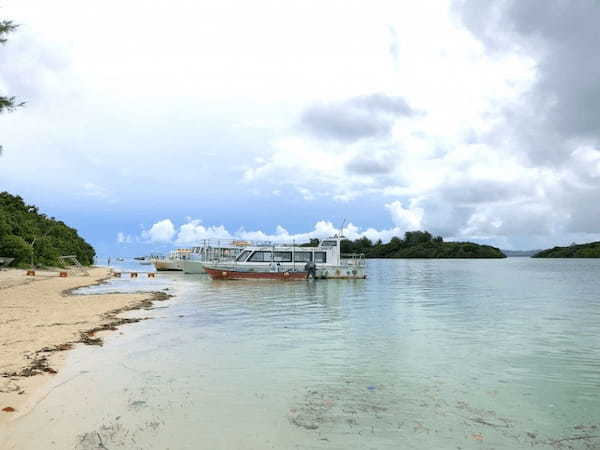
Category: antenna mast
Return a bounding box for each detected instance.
[338,218,347,238]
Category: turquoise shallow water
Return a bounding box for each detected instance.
[4,258,600,449]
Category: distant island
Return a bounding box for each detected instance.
[339,231,506,259]
[0,192,95,267]
[533,242,600,258]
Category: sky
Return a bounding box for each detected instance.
[1,0,599,256]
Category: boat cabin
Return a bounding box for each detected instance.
[232,237,362,268]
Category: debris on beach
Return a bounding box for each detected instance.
[0,380,20,393]
[2,406,16,412]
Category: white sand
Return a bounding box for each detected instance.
[0,267,166,425]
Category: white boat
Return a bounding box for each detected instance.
[150,243,246,273]
[204,235,366,280]
[182,242,247,274]
[151,249,192,271]
[182,259,205,274]
[183,240,249,274]
[153,258,184,271]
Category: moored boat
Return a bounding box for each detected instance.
[182,242,246,274]
[151,248,192,271]
[153,259,184,271]
[204,235,366,280]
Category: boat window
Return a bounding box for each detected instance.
[314,252,327,263]
[249,251,273,262]
[274,251,292,262]
[294,252,313,262]
[321,240,338,247]
[236,250,252,262]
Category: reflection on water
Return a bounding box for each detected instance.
[5,259,600,449]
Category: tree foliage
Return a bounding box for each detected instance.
[533,242,600,258]
[0,192,96,267]
[341,231,506,258]
[0,20,17,44]
[300,238,320,247]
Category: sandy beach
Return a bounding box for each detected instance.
[0,267,169,426]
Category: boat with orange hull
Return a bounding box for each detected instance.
[203,235,367,281]
[204,266,307,280]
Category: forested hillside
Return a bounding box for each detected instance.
[533,242,600,258]
[0,192,95,267]
[341,231,506,258]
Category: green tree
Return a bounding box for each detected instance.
[0,192,96,267]
[0,235,32,266]
[339,231,505,259]
[534,241,600,258]
[404,231,432,245]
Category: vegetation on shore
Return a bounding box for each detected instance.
[0,192,95,267]
[340,231,506,258]
[533,242,600,258]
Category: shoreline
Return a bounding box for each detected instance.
[0,267,171,426]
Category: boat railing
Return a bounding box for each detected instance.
[188,238,320,249]
[340,253,366,267]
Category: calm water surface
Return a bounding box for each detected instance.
[5,258,600,449]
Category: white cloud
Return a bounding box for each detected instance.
[2,0,599,252]
[385,200,424,230]
[141,219,177,243]
[175,220,233,244]
[139,218,415,246]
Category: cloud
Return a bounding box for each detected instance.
[345,152,396,175]
[299,93,416,143]
[138,218,418,246]
[141,219,176,243]
[175,220,233,244]
[4,0,600,253]
[0,29,75,105]
[455,0,600,165]
[386,200,424,230]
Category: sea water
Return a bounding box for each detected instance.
[4,258,600,449]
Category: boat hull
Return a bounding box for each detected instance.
[204,265,366,280]
[182,260,207,274]
[205,266,307,280]
[153,260,183,271]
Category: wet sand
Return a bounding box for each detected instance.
[0,267,169,426]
